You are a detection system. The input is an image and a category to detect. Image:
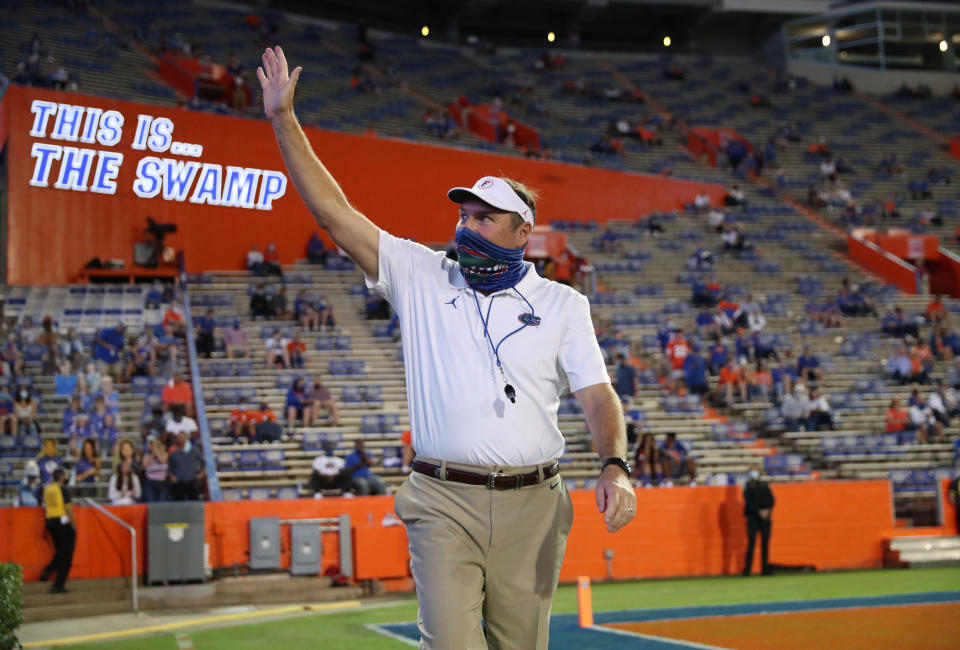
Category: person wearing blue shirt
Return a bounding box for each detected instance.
[889,345,913,384]
[62,396,84,435]
[195,308,217,358]
[659,432,697,484]
[614,354,637,399]
[734,333,752,363]
[344,439,387,495]
[695,308,716,338]
[682,345,708,395]
[285,378,313,430]
[93,323,126,375]
[74,439,100,484]
[708,341,727,376]
[307,231,328,264]
[54,360,78,397]
[99,414,119,455]
[17,463,42,507]
[797,346,822,382]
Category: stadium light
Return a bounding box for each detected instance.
[939,40,949,52]
[822,34,831,47]
[421,25,430,37]
[547,31,556,43]
[663,36,671,47]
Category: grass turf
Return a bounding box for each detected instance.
[64,567,960,650]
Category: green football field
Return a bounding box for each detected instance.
[60,567,960,649]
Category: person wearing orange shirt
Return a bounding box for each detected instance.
[162,301,186,337]
[247,401,280,442]
[401,429,414,474]
[161,372,194,417]
[719,359,747,405]
[287,334,307,369]
[885,398,910,433]
[925,294,948,325]
[748,362,773,402]
[666,329,690,376]
[229,396,255,441]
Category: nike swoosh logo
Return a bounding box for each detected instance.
[549,480,560,490]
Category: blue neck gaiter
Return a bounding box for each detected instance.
[455,227,527,292]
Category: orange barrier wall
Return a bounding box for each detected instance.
[847,234,917,295]
[4,85,725,285]
[2,480,895,582]
[930,247,960,299]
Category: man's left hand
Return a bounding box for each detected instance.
[595,465,636,533]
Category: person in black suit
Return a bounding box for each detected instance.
[742,464,775,576]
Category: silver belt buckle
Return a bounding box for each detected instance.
[486,471,510,489]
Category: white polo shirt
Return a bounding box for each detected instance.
[366,230,609,466]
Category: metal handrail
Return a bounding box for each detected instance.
[83,498,138,612]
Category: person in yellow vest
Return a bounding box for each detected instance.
[40,468,76,593]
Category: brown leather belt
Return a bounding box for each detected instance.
[411,459,560,490]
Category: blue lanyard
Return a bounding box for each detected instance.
[471,287,535,400]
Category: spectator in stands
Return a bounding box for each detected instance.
[929,327,955,361]
[228,396,255,442]
[0,387,16,436]
[195,308,216,358]
[949,357,960,390]
[224,320,250,358]
[682,344,709,397]
[96,375,120,414]
[246,244,265,275]
[720,224,749,255]
[741,464,774,576]
[927,381,959,428]
[660,433,696,485]
[707,339,727,376]
[137,327,159,364]
[35,316,58,373]
[807,388,834,431]
[724,184,746,208]
[165,405,198,445]
[781,383,810,432]
[344,439,387,495]
[882,306,919,339]
[162,373,194,416]
[836,286,876,317]
[287,333,307,368]
[285,377,312,431]
[309,376,339,426]
[908,394,942,444]
[123,337,154,382]
[265,329,291,369]
[99,413,120,458]
[819,157,837,183]
[17,462,41,507]
[35,439,62,486]
[157,325,181,378]
[693,191,711,214]
[925,295,948,325]
[771,351,797,398]
[695,307,718,341]
[262,242,284,278]
[748,362,773,402]
[54,360,77,397]
[14,388,39,436]
[145,281,166,309]
[665,328,690,379]
[295,290,321,331]
[167,430,204,501]
[307,232,328,264]
[797,346,822,383]
[108,460,141,505]
[93,322,126,378]
[74,439,100,484]
[632,432,663,487]
[888,344,914,384]
[885,398,911,434]
[58,327,84,369]
[614,353,637,400]
[163,300,187,338]
[250,285,272,319]
[363,285,391,320]
[719,359,747,405]
[87,394,110,435]
[250,401,282,443]
[142,407,165,445]
[142,436,169,502]
[272,286,291,321]
[309,441,350,495]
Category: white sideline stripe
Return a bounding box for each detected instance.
[590,624,731,650]
[366,623,420,647]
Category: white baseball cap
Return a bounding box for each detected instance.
[447,176,535,224]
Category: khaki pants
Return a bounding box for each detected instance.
[394,458,574,650]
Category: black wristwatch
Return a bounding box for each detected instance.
[602,457,632,477]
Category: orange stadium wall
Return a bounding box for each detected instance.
[1,480,898,582]
[847,234,917,295]
[1,85,726,285]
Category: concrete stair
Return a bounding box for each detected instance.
[884,535,960,568]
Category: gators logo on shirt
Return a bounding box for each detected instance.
[518,313,541,326]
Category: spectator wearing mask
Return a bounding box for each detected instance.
[163,301,187,338]
[108,460,141,505]
[262,242,284,278]
[287,333,307,369]
[309,376,339,426]
[96,375,120,413]
[123,337,155,381]
[14,388,39,436]
[781,383,811,432]
[295,290,321,331]
[246,244,265,275]
[344,439,387,495]
[161,373,194,416]
[167,431,204,500]
[719,359,747,405]
[40,468,76,593]
[223,319,251,358]
[142,436,169,502]
[741,465,774,576]
[807,388,834,431]
[17,461,42,507]
[249,401,281,443]
[250,284,274,319]
[229,396,256,441]
[265,329,290,369]
[315,294,337,330]
[660,433,696,485]
[59,327,84,368]
[74,439,100,484]
[54,360,77,397]
[195,308,217,358]
[93,322,126,377]
[309,441,350,495]
[307,232,328,264]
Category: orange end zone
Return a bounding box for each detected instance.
[604,603,960,650]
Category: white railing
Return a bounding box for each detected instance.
[83,498,138,612]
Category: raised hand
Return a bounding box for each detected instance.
[257,46,302,121]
